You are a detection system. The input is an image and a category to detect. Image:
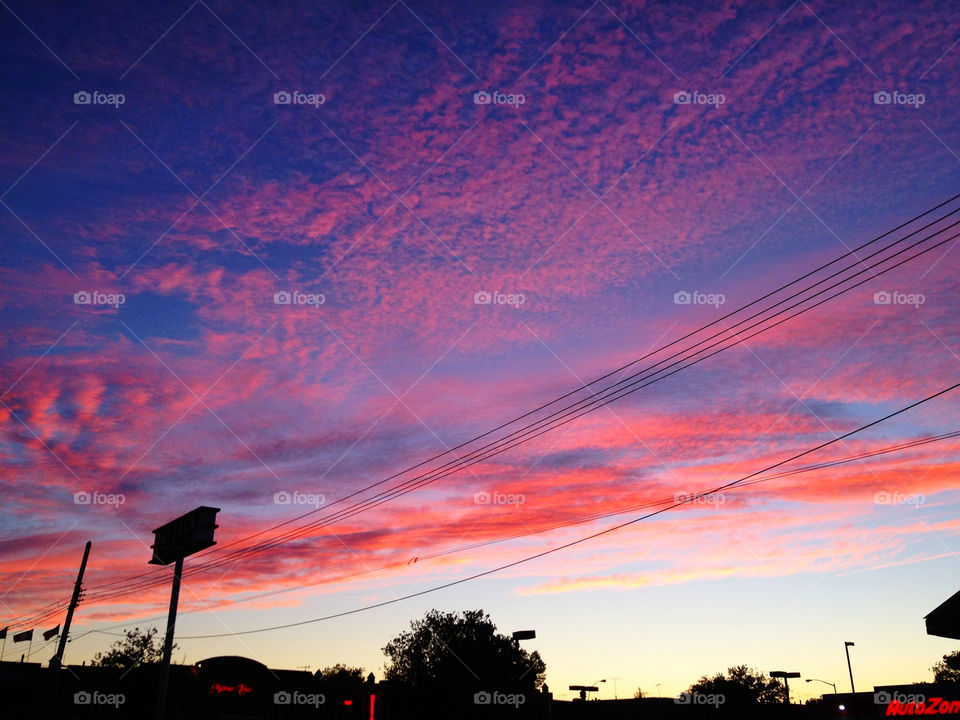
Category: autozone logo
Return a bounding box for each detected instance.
[886,698,960,715]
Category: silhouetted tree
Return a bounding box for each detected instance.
[382,609,545,693]
[689,665,784,706]
[318,663,367,699]
[320,664,365,683]
[933,651,960,683]
[91,627,172,669]
[633,687,645,699]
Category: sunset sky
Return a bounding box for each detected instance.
[2,0,960,702]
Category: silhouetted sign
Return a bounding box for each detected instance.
[512,630,536,641]
[150,506,220,565]
[770,671,800,678]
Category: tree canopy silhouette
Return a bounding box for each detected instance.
[933,651,960,683]
[689,665,785,706]
[382,609,545,693]
[91,627,172,669]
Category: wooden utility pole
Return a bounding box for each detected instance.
[49,540,91,671]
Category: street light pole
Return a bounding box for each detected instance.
[845,641,859,720]
[805,678,837,695]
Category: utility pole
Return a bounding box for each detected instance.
[49,541,91,720]
[49,541,91,671]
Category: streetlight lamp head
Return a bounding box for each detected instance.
[845,641,855,647]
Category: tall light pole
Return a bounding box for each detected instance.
[845,641,859,720]
[844,642,856,693]
[607,677,622,700]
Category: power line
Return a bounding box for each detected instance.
[71,209,960,608]
[81,428,960,639]
[170,378,960,638]
[8,193,959,624]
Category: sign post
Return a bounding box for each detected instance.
[770,671,801,705]
[151,506,219,720]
